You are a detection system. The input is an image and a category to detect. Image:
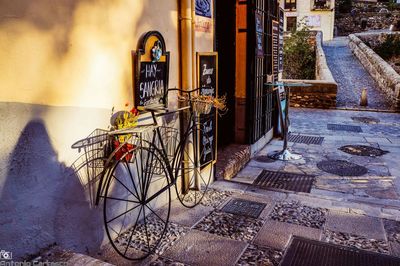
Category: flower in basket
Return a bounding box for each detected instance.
[110,103,139,160]
[112,103,139,130]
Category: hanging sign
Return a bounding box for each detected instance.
[132,31,170,108]
[195,0,213,32]
[197,52,218,168]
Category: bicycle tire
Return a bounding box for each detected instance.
[174,123,213,208]
[103,145,171,260]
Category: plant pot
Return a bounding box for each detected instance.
[113,140,135,161]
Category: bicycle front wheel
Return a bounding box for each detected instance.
[103,145,171,260]
[174,124,213,208]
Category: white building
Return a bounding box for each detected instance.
[283,0,335,40]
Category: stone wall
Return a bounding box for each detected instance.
[284,32,338,109]
[349,33,400,107]
[287,80,338,108]
[335,12,400,36]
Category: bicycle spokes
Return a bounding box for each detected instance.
[103,146,171,260]
[175,126,213,208]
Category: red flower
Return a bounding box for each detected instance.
[130,107,138,116]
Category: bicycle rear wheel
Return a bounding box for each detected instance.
[174,124,213,208]
[103,145,171,260]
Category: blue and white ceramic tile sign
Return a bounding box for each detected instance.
[195,0,212,18]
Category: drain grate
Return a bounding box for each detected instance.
[317,160,368,176]
[327,124,362,133]
[339,145,389,157]
[351,116,380,124]
[254,155,276,163]
[253,170,315,193]
[288,134,324,145]
[221,199,266,219]
[280,236,400,266]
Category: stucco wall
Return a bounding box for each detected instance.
[0,0,214,260]
[284,0,335,41]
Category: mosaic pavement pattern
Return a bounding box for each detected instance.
[194,211,264,242]
[269,201,327,229]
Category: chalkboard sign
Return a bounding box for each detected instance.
[279,8,284,73]
[197,52,218,168]
[132,31,170,108]
[272,20,279,82]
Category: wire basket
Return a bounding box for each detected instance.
[71,128,111,208]
[192,100,213,115]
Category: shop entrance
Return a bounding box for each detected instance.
[215,0,236,147]
[215,0,276,147]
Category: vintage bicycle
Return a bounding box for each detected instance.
[71,87,215,260]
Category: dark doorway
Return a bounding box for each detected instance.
[215,0,236,147]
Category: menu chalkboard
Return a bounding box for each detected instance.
[197,52,218,168]
[272,20,279,82]
[133,31,170,108]
[137,62,168,106]
[279,9,284,73]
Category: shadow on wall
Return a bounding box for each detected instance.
[0,120,103,260]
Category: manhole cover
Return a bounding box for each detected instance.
[254,155,275,163]
[327,124,362,133]
[281,236,400,266]
[339,145,389,157]
[288,134,324,145]
[317,160,367,176]
[351,116,380,124]
[253,170,315,193]
[221,199,266,218]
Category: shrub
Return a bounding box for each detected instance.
[374,34,400,60]
[283,21,316,80]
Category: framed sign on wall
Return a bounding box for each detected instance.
[196,52,218,168]
[132,31,170,108]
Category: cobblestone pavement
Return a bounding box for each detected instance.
[94,108,400,266]
[323,37,395,111]
[57,108,400,265]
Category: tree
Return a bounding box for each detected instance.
[283,20,316,80]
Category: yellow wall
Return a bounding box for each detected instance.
[0,1,216,259]
[284,0,335,40]
[0,0,180,110]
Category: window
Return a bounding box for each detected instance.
[286,17,297,32]
[311,0,332,10]
[284,0,296,11]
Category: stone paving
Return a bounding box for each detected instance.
[44,108,400,265]
[323,37,395,111]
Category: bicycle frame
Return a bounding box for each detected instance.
[94,87,204,207]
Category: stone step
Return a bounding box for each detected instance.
[215,144,250,180]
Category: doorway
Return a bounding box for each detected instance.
[215,0,276,147]
[215,0,236,147]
